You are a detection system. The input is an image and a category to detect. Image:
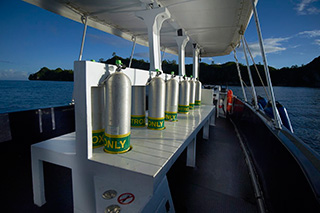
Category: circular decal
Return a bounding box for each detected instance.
[105,204,121,213]
[102,190,117,200]
[117,193,135,205]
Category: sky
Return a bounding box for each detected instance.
[0,0,319,80]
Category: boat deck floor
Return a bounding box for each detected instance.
[167,117,257,212]
[1,117,257,212]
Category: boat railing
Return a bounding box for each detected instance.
[0,105,75,146]
[230,97,320,210]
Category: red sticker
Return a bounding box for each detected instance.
[118,193,135,205]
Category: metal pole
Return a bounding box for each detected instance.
[233,48,248,102]
[192,44,199,79]
[161,47,166,61]
[250,0,282,129]
[78,16,88,61]
[241,36,258,108]
[243,37,271,101]
[161,47,166,70]
[129,37,136,68]
[72,15,88,104]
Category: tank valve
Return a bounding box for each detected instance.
[115,60,126,71]
[156,69,162,76]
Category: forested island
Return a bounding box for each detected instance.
[29,55,320,87]
[28,67,73,81]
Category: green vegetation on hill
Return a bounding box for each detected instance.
[28,55,320,87]
[28,67,73,81]
[272,56,320,87]
[103,55,320,87]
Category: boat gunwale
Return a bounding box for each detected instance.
[233,98,320,203]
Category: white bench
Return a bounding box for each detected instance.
[31,105,215,213]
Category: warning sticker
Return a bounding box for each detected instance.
[117,193,135,205]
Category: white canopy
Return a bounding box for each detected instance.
[23,0,256,57]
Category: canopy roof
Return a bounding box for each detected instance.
[24,0,257,57]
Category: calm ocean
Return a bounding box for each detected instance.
[0,80,319,154]
[229,85,320,154]
[0,80,73,113]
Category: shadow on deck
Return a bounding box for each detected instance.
[167,117,257,212]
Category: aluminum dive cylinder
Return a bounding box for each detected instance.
[91,86,104,148]
[178,75,190,114]
[165,72,179,122]
[131,86,146,127]
[195,78,202,106]
[147,70,166,130]
[189,76,196,110]
[104,60,132,154]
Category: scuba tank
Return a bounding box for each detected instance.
[147,70,166,130]
[195,77,202,106]
[91,86,104,148]
[178,75,190,114]
[104,60,132,154]
[189,76,196,110]
[131,86,146,127]
[165,72,179,122]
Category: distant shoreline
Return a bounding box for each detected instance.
[26,55,320,87]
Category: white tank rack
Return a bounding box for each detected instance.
[31,61,216,213]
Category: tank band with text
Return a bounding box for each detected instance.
[178,105,189,113]
[104,132,131,154]
[92,129,105,148]
[165,111,178,122]
[148,116,165,130]
[131,115,146,127]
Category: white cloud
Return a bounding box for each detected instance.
[0,60,15,64]
[296,0,315,12]
[295,0,320,15]
[307,6,320,14]
[0,69,29,80]
[134,52,149,58]
[238,29,320,59]
[298,30,320,37]
[289,44,301,49]
[297,30,320,45]
[246,37,289,58]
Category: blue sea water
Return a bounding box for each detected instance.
[0,80,319,154]
[0,80,73,113]
[230,86,320,154]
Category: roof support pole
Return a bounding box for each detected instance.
[175,29,189,76]
[233,48,248,102]
[192,44,200,78]
[250,0,282,129]
[78,15,88,61]
[241,36,258,108]
[129,37,136,68]
[161,47,166,70]
[136,7,170,73]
